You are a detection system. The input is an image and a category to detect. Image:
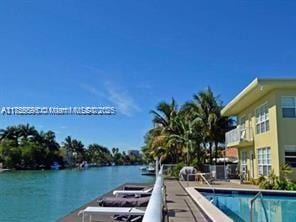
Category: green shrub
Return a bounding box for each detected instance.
[258,167,296,191]
[168,162,185,177]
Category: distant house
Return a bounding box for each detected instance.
[222,78,296,179]
[127,150,141,157]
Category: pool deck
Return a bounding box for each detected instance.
[165,180,210,222]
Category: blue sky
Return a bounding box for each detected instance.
[0,1,296,150]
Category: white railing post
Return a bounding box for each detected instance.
[142,165,164,222]
[155,157,159,176]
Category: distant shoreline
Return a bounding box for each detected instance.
[0,164,144,172]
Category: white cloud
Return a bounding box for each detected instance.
[80,83,105,98]
[105,82,140,116]
[80,82,140,117]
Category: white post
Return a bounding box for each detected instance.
[224,144,227,181]
[155,157,159,176]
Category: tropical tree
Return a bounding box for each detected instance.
[19,124,38,142]
[143,87,231,166]
[147,98,183,163]
[87,144,112,165]
[184,87,222,164]
[0,126,20,145]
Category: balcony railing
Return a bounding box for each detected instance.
[225,126,253,147]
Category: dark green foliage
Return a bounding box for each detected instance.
[0,124,144,170]
[258,165,296,191]
[167,162,185,177]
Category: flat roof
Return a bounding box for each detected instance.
[221,78,296,116]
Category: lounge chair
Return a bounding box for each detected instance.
[123,185,148,190]
[113,187,153,197]
[78,206,145,222]
[97,196,150,207]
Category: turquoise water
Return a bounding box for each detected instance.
[201,191,296,222]
[0,166,154,222]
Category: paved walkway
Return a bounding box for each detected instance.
[165,180,209,222]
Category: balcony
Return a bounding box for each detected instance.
[225,126,254,148]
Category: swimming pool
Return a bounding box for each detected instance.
[198,188,296,222]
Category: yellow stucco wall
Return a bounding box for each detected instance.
[275,89,296,179]
[237,91,280,179]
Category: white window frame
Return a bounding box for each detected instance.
[281,96,296,118]
[285,145,296,168]
[257,147,271,176]
[255,103,269,134]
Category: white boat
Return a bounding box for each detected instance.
[0,169,10,173]
[141,164,155,176]
[140,166,147,171]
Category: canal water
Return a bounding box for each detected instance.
[0,166,154,222]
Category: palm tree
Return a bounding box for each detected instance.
[0,126,20,145]
[182,87,220,164]
[148,98,182,163]
[42,131,59,152]
[62,136,76,166]
[143,87,232,166]
[19,124,38,141]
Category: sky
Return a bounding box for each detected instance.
[0,1,296,150]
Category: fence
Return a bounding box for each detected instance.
[202,164,239,180]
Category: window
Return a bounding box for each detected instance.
[241,151,248,173]
[285,146,296,167]
[255,103,269,134]
[257,147,271,176]
[281,97,296,118]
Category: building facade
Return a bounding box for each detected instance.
[222,78,296,180]
[127,150,141,157]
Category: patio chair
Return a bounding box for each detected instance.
[179,166,197,181]
[97,196,150,207]
[113,187,153,197]
[78,206,145,222]
[123,185,148,190]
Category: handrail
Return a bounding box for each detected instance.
[142,165,164,222]
[249,192,268,222]
[186,173,216,203]
[200,174,216,203]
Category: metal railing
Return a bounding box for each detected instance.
[225,126,253,146]
[186,173,216,203]
[142,165,164,222]
[161,164,177,176]
[249,192,268,222]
